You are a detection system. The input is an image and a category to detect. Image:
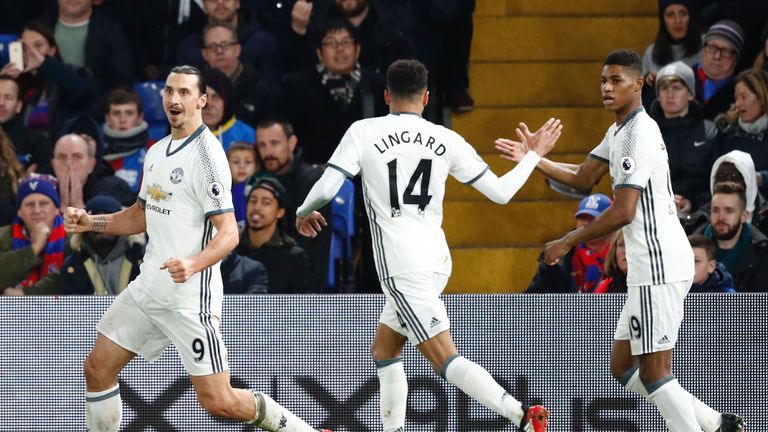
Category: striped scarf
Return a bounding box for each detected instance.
[11,214,65,288]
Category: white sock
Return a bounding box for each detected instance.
[376,358,407,432]
[647,377,701,432]
[86,384,122,432]
[443,355,524,426]
[691,396,722,432]
[619,367,650,398]
[620,367,720,431]
[247,391,317,432]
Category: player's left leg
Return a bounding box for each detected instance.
[190,372,328,431]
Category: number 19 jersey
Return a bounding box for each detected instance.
[327,113,488,279]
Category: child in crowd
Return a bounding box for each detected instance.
[688,234,736,293]
[227,142,258,226]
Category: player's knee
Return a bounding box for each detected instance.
[83,355,110,387]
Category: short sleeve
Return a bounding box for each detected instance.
[449,134,488,184]
[614,127,656,191]
[137,145,155,205]
[192,139,234,217]
[589,131,610,163]
[326,123,362,178]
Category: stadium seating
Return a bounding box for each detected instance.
[443,0,656,292]
[133,80,168,140]
[328,179,355,291]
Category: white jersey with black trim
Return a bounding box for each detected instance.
[327,113,488,279]
[590,108,693,286]
[134,124,234,312]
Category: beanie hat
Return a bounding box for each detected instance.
[249,177,287,208]
[655,61,696,96]
[85,194,122,215]
[658,0,691,20]
[575,194,612,218]
[202,68,234,125]
[705,20,745,59]
[16,176,60,208]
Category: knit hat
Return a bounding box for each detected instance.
[16,176,60,208]
[658,0,691,19]
[705,20,745,59]
[202,68,234,126]
[574,193,612,218]
[655,61,696,96]
[85,194,122,215]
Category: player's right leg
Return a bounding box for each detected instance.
[612,283,744,432]
[84,333,135,432]
[380,273,548,431]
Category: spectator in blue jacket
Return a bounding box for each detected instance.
[202,68,255,152]
[688,234,735,293]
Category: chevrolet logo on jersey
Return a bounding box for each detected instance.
[147,184,173,202]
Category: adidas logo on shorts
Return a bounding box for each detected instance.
[658,335,671,344]
[430,317,441,328]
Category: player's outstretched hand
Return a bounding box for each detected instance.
[64,207,92,233]
[161,257,197,283]
[296,211,327,238]
[522,117,562,157]
[494,137,528,163]
[543,237,571,266]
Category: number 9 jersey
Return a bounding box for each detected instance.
[326,113,488,280]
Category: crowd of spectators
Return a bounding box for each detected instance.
[1,0,767,295]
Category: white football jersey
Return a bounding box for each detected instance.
[590,108,693,286]
[134,124,233,312]
[327,113,488,279]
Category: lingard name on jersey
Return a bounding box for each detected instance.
[373,130,446,156]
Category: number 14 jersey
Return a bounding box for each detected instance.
[327,113,488,279]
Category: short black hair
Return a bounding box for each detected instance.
[316,19,359,49]
[386,59,428,99]
[169,65,207,96]
[602,49,643,77]
[107,88,143,114]
[256,117,294,139]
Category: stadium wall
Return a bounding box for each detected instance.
[0,294,764,431]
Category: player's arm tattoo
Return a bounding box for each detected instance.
[91,216,108,232]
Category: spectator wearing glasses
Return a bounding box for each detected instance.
[282,19,386,165]
[178,0,281,87]
[694,20,745,120]
[200,22,277,127]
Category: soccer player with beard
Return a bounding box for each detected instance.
[65,65,331,432]
[704,182,768,292]
[497,49,745,432]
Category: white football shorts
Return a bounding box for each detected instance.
[379,272,451,344]
[97,287,229,376]
[614,279,692,355]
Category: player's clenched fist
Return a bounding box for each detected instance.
[64,207,92,233]
[161,257,197,283]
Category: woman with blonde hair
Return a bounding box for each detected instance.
[712,68,768,193]
[0,129,24,225]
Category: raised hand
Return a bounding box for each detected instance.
[29,222,51,255]
[522,118,562,157]
[64,207,92,233]
[494,137,529,163]
[296,211,327,238]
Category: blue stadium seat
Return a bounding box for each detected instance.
[328,179,355,290]
[0,34,19,66]
[133,80,168,140]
